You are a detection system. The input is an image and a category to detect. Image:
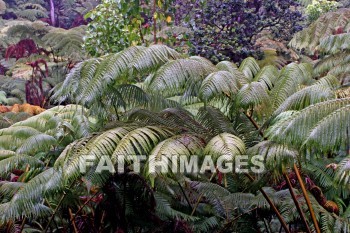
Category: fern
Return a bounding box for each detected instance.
[289,8,350,54]
[266,98,350,151]
[42,26,87,60]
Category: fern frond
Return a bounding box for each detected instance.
[272,75,339,116]
[111,126,175,162]
[42,26,87,60]
[247,141,298,175]
[253,65,280,90]
[267,98,350,151]
[204,133,246,162]
[146,59,217,97]
[238,57,260,81]
[289,8,350,54]
[196,106,237,136]
[270,63,313,111]
[199,71,240,102]
[319,33,350,54]
[237,81,270,110]
[131,45,182,74]
[16,9,48,21]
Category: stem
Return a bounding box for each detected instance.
[283,172,311,233]
[263,218,271,233]
[70,192,99,223]
[245,174,290,233]
[69,208,79,233]
[190,193,203,216]
[153,0,157,43]
[190,171,217,216]
[19,218,26,232]
[43,182,75,232]
[218,207,258,233]
[43,192,67,232]
[293,164,321,233]
[243,111,265,138]
[177,181,193,211]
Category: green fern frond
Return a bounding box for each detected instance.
[16,9,48,21]
[253,65,280,90]
[146,59,217,97]
[0,154,43,177]
[204,133,246,162]
[330,158,350,187]
[42,26,87,60]
[272,75,339,116]
[0,105,92,154]
[196,106,237,136]
[238,57,261,81]
[237,81,270,110]
[111,126,175,162]
[270,63,313,111]
[319,33,350,54]
[131,45,182,74]
[289,8,350,54]
[199,71,240,102]
[247,141,298,175]
[267,98,350,151]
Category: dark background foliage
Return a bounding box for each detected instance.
[189,0,304,63]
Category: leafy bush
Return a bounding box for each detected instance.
[306,0,339,22]
[83,0,144,56]
[189,0,304,63]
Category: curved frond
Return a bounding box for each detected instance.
[132,45,182,74]
[270,63,313,111]
[247,141,298,174]
[146,59,217,97]
[204,133,246,161]
[238,57,260,81]
[267,98,350,151]
[253,65,280,90]
[273,75,339,116]
[199,71,240,102]
[237,82,270,110]
[111,126,175,162]
[289,8,350,54]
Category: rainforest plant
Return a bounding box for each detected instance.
[189,0,304,63]
[1,2,350,233]
[83,0,145,56]
[83,0,177,56]
[2,0,48,21]
[5,39,40,61]
[306,0,339,22]
[26,45,347,231]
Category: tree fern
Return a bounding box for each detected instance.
[313,32,350,84]
[272,75,339,116]
[199,71,240,102]
[289,8,350,54]
[269,63,313,111]
[146,58,217,97]
[247,141,298,176]
[42,26,87,60]
[238,57,261,81]
[266,98,350,151]
[0,105,92,155]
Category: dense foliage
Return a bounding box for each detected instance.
[189,0,304,63]
[83,0,144,56]
[306,0,339,22]
[0,2,349,233]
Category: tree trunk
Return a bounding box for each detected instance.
[49,0,56,26]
